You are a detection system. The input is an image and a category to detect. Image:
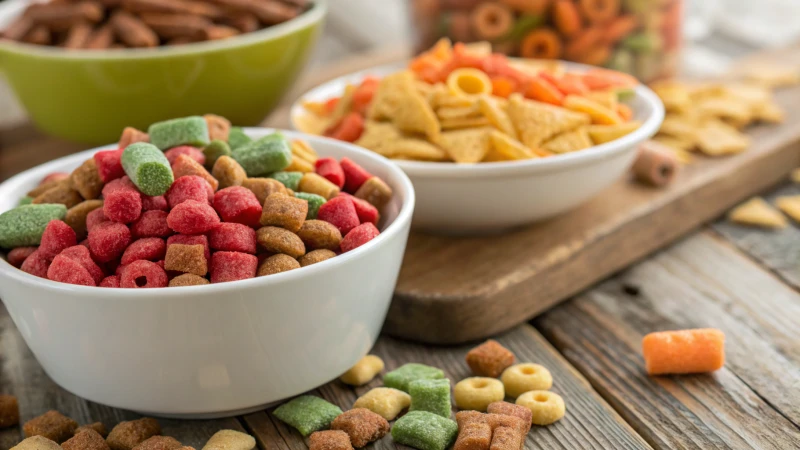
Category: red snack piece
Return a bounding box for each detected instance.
[103,177,143,224]
[340,157,373,193]
[340,222,380,253]
[93,148,125,183]
[88,221,132,263]
[41,172,70,185]
[209,222,257,254]
[120,260,168,288]
[315,157,346,189]
[210,251,257,283]
[341,193,379,225]
[48,253,96,286]
[39,220,77,261]
[141,195,168,212]
[165,145,205,166]
[167,200,220,234]
[20,250,49,278]
[86,208,108,233]
[7,246,37,268]
[100,275,120,288]
[213,186,262,227]
[121,238,167,265]
[167,234,210,262]
[318,196,360,235]
[59,245,105,284]
[167,176,212,208]
[131,210,172,238]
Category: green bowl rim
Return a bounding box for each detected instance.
[0,0,327,60]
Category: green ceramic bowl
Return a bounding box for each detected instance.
[0,0,326,144]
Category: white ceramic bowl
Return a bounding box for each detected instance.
[0,129,415,418]
[291,62,664,234]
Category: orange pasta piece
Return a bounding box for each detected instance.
[604,14,640,44]
[327,112,365,143]
[520,28,563,59]
[525,76,564,105]
[492,77,517,98]
[564,26,603,60]
[352,77,380,116]
[579,0,620,24]
[324,97,340,115]
[576,44,612,66]
[541,73,589,96]
[616,103,632,121]
[582,68,638,90]
[642,328,725,375]
[552,0,582,38]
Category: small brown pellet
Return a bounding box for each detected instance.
[164,244,207,276]
[63,429,110,450]
[0,394,20,429]
[70,158,104,199]
[330,408,389,448]
[106,417,161,450]
[204,114,231,142]
[256,226,305,258]
[212,156,247,190]
[131,435,183,450]
[119,127,149,149]
[309,430,353,450]
[75,422,108,437]
[257,253,300,276]
[465,340,515,378]
[296,220,342,251]
[260,193,308,232]
[168,273,210,287]
[354,177,392,208]
[242,178,286,205]
[23,410,78,443]
[298,249,336,267]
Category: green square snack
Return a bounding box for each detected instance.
[384,363,445,392]
[409,379,451,418]
[270,172,303,191]
[18,196,33,206]
[295,192,326,219]
[203,139,232,170]
[273,395,343,436]
[121,143,175,196]
[391,411,458,450]
[232,133,292,177]
[0,204,67,248]
[228,127,253,150]
[148,116,210,150]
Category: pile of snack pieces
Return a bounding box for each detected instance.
[727,170,800,230]
[0,114,393,288]
[300,39,643,163]
[0,0,309,49]
[410,0,681,83]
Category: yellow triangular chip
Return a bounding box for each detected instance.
[587,121,642,145]
[507,94,590,147]
[294,112,330,135]
[393,77,441,143]
[775,195,800,222]
[385,138,448,161]
[659,114,700,144]
[542,127,593,154]
[439,128,492,163]
[753,101,784,124]
[650,81,691,113]
[354,120,402,156]
[563,95,623,125]
[479,95,517,140]
[696,120,749,156]
[695,96,752,128]
[652,134,695,152]
[437,104,480,120]
[728,197,787,229]
[440,116,491,130]
[368,71,415,121]
[584,90,619,112]
[489,130,536,160]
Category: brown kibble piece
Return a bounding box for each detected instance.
[260,193,308,232]
[106,418,161,450]
[204,114,231,141]
[309,430,353,450]
[298,173,340,200]
[330,408,389,448]
[455,411,486,429]
[66,199,104,239]
[119,127,150,149]
[33,183,83,208]
[489,426,523,450]
[28,177,69,198]
[139,13,210,39]
[70,158,104,199]
[242,178,286,204]
[11,436,62,450]
[354,177,392,208]
[486,402,532,434]
[169,273,210,287]
[0,394,20,429]
[298,249,336,267]
[131,435,183,450]
[256,226,305,258]
[111,10,159,47]
[205,25,239,40]
[257,253,300,276]
[466,340,515,378]
[85,24,114,49]
[453,422,492,450]
[212,156,247,189]
[165,244,207,276]
[63,429,110,450]
[63,21,93,49]
[76,422,108,437]
[296,220,342,250]
[23,410,78,443]
[486,414,527,436]
[173,154,219,191]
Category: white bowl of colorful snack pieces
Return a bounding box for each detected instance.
[0,116,415,415]
[292,40,664,233]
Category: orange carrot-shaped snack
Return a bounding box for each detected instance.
[642,328,725,375]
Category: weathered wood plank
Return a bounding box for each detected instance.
[0,303,244,449]
[535,232,800,449]
[244,325,651,450]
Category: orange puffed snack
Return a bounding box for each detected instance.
[642,328,725,375]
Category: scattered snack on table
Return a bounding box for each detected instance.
[642,328,725,375]
[63,429,110,450]
[131,435,183,450]
[486,402,532,433]
[352,388,411,421]
[466,340,515,378]
[383,363,446,393]
[727,197,788,229]
[0,394,20,429]
[516,390,565,426]
[340,355,385,386]
[632,141,679,187]
[775,195,800,223]
[23,410,78,443]
[11,436,62,450]
[330,408,390,448]
[309,430,354,450]
[453,421,491,450]
[453,378,505,412]
[106,417,161,450]
[273,395,343,437]
[75,422,108,438]
[409,378,452,418]
[391,411,459,450]
[202,429,256,450]
[501,363,553,398]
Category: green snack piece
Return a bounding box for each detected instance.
[622,33,663,54]
[232,133,292,177]
[228,127,253,150]
[273,395,343,437]
[270,171,303,191]
[391,411,458,450]
[384,363,445,393]
[121,142,174,196]
[409,379,451,418]
[203,139,232,169]
[148,116,210,150]
[604,48,634,74]
[0,204,67,248]
[507,14,545,41]
[295,192,326,219]
[616,87,636,101]
[18,196,33,206]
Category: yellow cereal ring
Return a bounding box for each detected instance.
[520,28,563,60]
[339,355,385,386]
[470,2,514,40]
[501,363,553,398]
[453,377,505,411]
[447,68,493,97]
[516,390,565,426]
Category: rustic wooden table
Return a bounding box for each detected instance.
[2,35,800,450]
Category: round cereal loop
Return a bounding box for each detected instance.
[521,28,563,60]
[470,2,514,40]
[501,363,553,398]
[296,220,342,251]
[256,226,306,258]
[453,377,505,412]
[120,260,169,288]
[579,0,620,24]
[516,390,565,426]
[257,254,301,276]
[298,249,337,267]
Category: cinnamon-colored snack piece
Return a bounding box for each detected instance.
[139,12,210,39]
[206,0,298,24]
[1,16,34,41]
[63,21,94,49]
[632,140,679,187]
[119,127,150,149]
[204,24,238,40]
[111,10,159,47]
[123,0,222,19]
[27,2,104,32]
[85,24,115,49]
[204,114,231,141]
[23,25,52,45]
[222,13,258,33]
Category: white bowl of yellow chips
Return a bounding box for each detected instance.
[291,61,664,233]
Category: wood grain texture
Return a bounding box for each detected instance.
[535,232,800,448]
[244,326,651,450]
[0,303,244,450]
[386,78,800,344]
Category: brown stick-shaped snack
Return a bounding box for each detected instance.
[632,140,680,187]
[63,21,94,49]
[205,0,298,24]
[1,16,34,41]
[23,25,52,45]
[123,0,222,19]
[139,13,211,40]
[85,24,115,49]
[222,13,259,33]
[111,10,159,47]
[27,2,104,32]
[205,24,239,40]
